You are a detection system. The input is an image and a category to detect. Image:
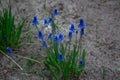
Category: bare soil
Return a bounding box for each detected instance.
[0,0,120,80]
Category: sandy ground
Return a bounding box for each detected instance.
[0,0,120,80]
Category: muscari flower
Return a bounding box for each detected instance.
[78,18,85,36]
[38,30,44,39]
[79,60,83,66]
[57,52,63,62]
[47,32,52,40]
[59,32,64,42]
[48,17,52,24]
[54,34,60,43]
[76,30,78,34]
[81,28,84,36]
[68,31,72,39]
[69,23,75,32]
[32,15,39,26]
[53,9,58,16]
[42,40,48,47]
[6,47,12,55]
[78,18,85,29]
[44,18,48,27]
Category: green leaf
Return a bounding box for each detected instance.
[118,67,120,71]
[15,19,25,42]
[81,49,86,66]
[77,49,86,76]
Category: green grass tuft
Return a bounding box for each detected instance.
[0,5,25,53]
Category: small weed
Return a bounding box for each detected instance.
[102,67,106,79]
[87,26,91,33]
[118,67,120,80]
[118,67,120,71]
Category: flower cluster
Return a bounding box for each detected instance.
[54,32,64,44]
[43,17,52,27]
[31,9,60,48]
[68,18,85,38]
[32,8,86,79]
[33,10,57,45]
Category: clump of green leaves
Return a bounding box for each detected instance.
[0,5,25,53]
[44,45,86,80]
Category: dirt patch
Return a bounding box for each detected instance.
[0,0,120,80]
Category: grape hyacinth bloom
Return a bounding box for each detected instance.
[48,32,52,40]
[79,60,83,66]
[78,18,85,36]
[32,15,39,26]
[38,30,44,39]
[42,40,48,47]
[6,47,12,55]
[81,28,84,36]
[78,18,85,29]
[57,52,63,62]
[68,31,72,39]
[69,23,75,32]
[44,18,48,27]
[48,17,52,24]
[53,9,58,16]
[76,30,78,34]
[59,32,64,42]
[54,34,60,43]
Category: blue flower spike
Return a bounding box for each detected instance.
[57,52,63,62]
[48,32,52,40]
[48,17,52,24]
[54,34,60,43]
[69,23,75,32]
[78,18,85,36]
[53,9,58,16]
[6,47,12,55]
[44,18,48,27]
[32,15,39,26]
[59,32,64,42]
[68,31,72,39]
[42,40,48,47]
[76,30,78,34]
[38,30,44,40]
[79,60,83,66]
[81,28,84,36]
[78,18,85,29]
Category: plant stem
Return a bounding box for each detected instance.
[14,54,43,64]
[0,50,23,71]
[80,36,82,56]
[69,39,71,52]
[76,34,77,46]
[77,31,83,63]
[35,25,39,32]
[78,32,82,55]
